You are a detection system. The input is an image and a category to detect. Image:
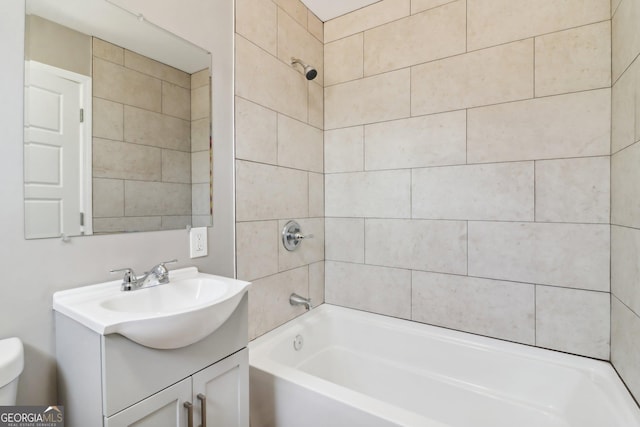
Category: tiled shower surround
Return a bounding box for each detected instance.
[234,0,325,339]
[235,0,640,403]
[324,0,611,359]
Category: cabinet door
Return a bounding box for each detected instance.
[105,378,191,427]
[193,349,249,427]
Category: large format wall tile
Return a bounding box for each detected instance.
[467,89,611,163]
[536,286,610,359]
[412,272,535,344]
[236,36,308,123]
[325,170,411,218]
[411,40,533,116]
[308,11,323,42]
[93,138,161,181]
[325,69,411,129]
[163,150,191,183]
[325,261,412,319]
[93,58,161,112]
[324,0,411,43]
[162,82,191,120]
[93,98,123,141]
[93,37,123,64]
[124,181,191,216]
[365,219,467,274]
[612,0,640,81]
[325,34,363,86]
[467,0,609,51]
[468,222,610,291]
[278,8,324,86]
[236,160,308,221]
[273,0,307,28]
[277,115,323,173]
[124,106,191,152]
[236,220,278,281]
[535,22,611,97]
[363,1,466,76]
[249,267,308,339]
[124,50,190,88]
[535,157,610,223]
[325,126,364,173]
[611,57,638,154]
[235,97,277,164]
[93,178,124,218]
[364,111,466,170]
[325,218,365,263]
[235,0,277,55]
[412,162,534,221]
[611,297,640,399]
[612,142,640,229]
[612,225,640,316]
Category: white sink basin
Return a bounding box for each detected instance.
[53,267,250,349]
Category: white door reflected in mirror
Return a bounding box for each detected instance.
[24,61,92,239]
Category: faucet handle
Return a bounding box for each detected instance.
[151,260,178,284]
[110,268,138,291]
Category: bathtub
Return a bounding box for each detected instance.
[249,304,640,427]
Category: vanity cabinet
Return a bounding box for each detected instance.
[55,294,249,427]
[105,349,248,427]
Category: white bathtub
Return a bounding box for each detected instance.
[249,304,640,427]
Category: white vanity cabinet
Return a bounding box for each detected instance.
[55,294,249,427]
[105,349,248,427]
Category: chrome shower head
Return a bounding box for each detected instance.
[291,57,318,81]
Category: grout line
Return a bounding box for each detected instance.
[323,153,611,175]
[323,259,611,294]
[325,86,610,132]
[321,215,612,227]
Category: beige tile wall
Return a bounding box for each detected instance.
[611,0,640,402]
[324,0,611,358]
[92,38,198,233]
[234,0,324,339]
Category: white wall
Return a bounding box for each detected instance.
[0,0,234,404]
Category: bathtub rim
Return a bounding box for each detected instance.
[249,304,640,426]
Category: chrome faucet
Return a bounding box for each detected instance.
[111,260,178,291]
[289,293,313,311]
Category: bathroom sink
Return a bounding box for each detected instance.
[53,267,250,349]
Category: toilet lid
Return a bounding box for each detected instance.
[0,338,24,388]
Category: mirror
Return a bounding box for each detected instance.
[23,0,212,239]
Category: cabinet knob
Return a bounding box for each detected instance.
[184,401,193,427]
[197,393,207,427]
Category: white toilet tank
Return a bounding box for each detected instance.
[0,337,24,405]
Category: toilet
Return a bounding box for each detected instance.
[0,338,24,405]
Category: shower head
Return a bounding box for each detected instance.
[291,57,318,81]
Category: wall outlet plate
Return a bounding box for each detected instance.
[189,227,208,258]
